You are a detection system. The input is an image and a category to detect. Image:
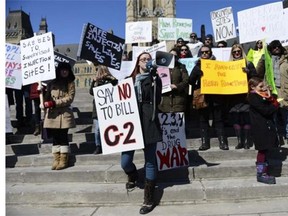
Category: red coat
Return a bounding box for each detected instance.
[30,83,40,99]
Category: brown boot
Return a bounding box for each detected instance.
[51,145,60,170]
[33,124,41,136]
[56,146,70,170]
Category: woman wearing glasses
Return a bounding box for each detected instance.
[228,44,257,150]
[121,52,162,214]
[179,44,193,58]
[189,45,229,151]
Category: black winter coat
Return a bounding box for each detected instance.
[247,92,278,150]
[138,74,163,145]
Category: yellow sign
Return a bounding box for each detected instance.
[200,59,248,94]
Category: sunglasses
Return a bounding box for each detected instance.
[177,41,184,43]
[205,38,211,41]
[257,42,263,45]
[201,50,210,54]
[181,49,188,51]
[190,35,196,38]
[272,46,280,50]
[232,50,241,54]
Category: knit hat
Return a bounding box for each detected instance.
[206,34,213,40]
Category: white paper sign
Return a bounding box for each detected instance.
[211,7,236,42]
[132,41,167,61]
[156,112,189,171]
[94,77,144,154]
[125,21,152,43]
[20,32,55,85]
[158,18,192,41]
[6,43,22,89]
[237,2,284,44]
[212,47,232,62]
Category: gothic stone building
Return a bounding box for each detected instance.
[6,0,176,88]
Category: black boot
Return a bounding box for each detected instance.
[256,162,276,184]
[216,129,229,150]
[234,128,243,149]
[125,166,138,190]
[198,129,210,151]
[243,129,251,149]
[139,179,156,214]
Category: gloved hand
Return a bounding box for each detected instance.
[44,101,55,108]
[242,67,250,73]
[267,96,279,108]
[111,79,118,86]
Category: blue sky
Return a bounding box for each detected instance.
[5,0,280,45]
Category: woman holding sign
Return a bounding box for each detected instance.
[228,44,257,150]
[43,62,76,170]
[121,52,162,214]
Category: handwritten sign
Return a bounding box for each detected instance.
[54,51,76,68]
[93,77,144,154]
[6,43,22,89]
[20,32,55,85]
[156,112,189,171]
[157,67,171,93]
[158,18,192,41]
[211,7,236,42]
[125,21,152,43]
[132,41,167,61]
[237,2,284,44]
[78,23,125,70]
[201,59,247,94]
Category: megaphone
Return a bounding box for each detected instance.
[155,51,175,68]
[146,51,175,72]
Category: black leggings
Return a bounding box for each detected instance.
[48,128,69,146]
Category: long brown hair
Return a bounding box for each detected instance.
[130,52,152,82]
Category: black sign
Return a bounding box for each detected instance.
[54,51,76,68]
[77,23,125,70]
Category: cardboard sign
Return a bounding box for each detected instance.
[6,43,22,89]
[78,23,125,70]
[156,112,189,171]
[158,18,192,41]
[200,59,247,94]
[211,7,236,42]
[93,77,144,154]
[237,2,284,44]
[125,21,152,43]
[20,32,55,85]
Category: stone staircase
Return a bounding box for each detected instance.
[6,88,288,207]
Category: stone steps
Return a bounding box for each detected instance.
[6,177,288,206]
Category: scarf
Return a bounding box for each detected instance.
[134,72,150,102]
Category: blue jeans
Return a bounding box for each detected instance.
[121,144,157,181]
[93,119,101,147]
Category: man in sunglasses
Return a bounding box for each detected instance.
[187,32,203,57]
[257,40,288,146]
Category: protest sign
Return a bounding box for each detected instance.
[210,7,236,42]
[132,41,167,61]
[125,21,152,43]
[201,59,247,94]
[93,77,144,154]
[6,96,13,133]
[212,47,232,62]
[237,2,284,44]
[20,32,55,85]
[158,18,192,41]
[157,67,171,93]
[179,57,199,75]
[78,23,125,70]
[156,112,189,171]
[54,51,76,68]
[6,43,22,89]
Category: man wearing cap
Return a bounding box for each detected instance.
[187,33,203,57]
